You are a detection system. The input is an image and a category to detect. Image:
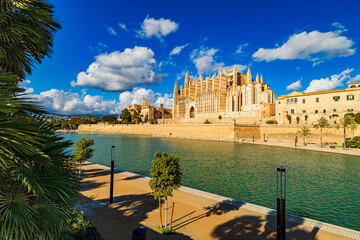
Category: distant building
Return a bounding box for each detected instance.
[276,82,360,124]
[172,66,275,121]
[127,96,172,123]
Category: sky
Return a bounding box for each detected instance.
[25,0,360,116]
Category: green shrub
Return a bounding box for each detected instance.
[158,226,176,235]
[265,120,278,124]
[149,119,158,124]
[305,115,308,121]
[218,115,222,120]
[344,113,355,118]
[332,114,339,118]
[355,113,360,124]
[346,136,360,148]
[204,119,212,124]
[61,209,103,240]
[286,114,291,124]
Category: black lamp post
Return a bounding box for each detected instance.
[110,145,115,204]
[277,167,286,240]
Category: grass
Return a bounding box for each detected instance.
[158,226,177,235]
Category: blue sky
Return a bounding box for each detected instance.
[25,0,360,115]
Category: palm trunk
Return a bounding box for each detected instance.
[303,136,306,146]
[165,196,168,229]
[344,127,346,149]
[320,128,323,147]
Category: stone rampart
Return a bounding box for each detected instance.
[78,123,360,144]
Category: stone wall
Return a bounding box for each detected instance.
[260,124,360,144]
[78,123,360,144]
[78,124,236,141]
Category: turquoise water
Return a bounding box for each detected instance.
[62,133,360,231]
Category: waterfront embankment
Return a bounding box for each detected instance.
[77,162,360,240]
[77,124,360,156]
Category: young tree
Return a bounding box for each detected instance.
[100,115,117,123]
[313,117,331,147]
[73,137,95,176]
[149,151,182,230]
[297,127,311,146]
[337,115,357,149]
[121,108,132,124]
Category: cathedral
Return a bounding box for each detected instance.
[172,66,276,121]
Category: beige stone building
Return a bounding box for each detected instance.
[276,82,360,124]
[172,66,276,122]
[127,97,172,123]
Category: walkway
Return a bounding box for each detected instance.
[77,163,360,240]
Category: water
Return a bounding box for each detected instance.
[62,133,360,231]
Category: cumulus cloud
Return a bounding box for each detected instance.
[224,64,247,73]
[348,74,360,84]
[34,89,119,115]
[138,16,178,39]
[19,80,34,94]
[190,46,224,74]
[304,68,353,93]
[169,44,189,56]
[118,23,127,30]
[235,43,248,55]
[106,26,117,36]
[286,78,302,91]
[253,29,355,64]
[71,47,166,92]
[22,82,172,115]
[118,87,173,110]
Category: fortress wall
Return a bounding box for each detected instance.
[78,124,236,141]
[78,123,360,145]
[260,124,360,144]
[234,125,261,140]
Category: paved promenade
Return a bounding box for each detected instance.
[245,140,360,156]
[77,162,360,240]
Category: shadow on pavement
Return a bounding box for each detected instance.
[77,194,192,240]
[211,210,319,240]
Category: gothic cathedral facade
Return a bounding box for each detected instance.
[172,66,276,121]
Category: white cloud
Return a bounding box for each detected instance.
[19,80,34,94]
[253,30,355,63]
[34,89,119,115]
[118,87,173,110]
[71,47,166,92]
[286,78,302,91]
[296,66,301,71]
[190,46,224,74]
[224,64,247,73]
[169,44,189,56]
[235,43,248,55]
[304,68,353,93]
[348,74,360,84]
[106,26,117,36]
[138,16,178,39]
[118,23,127,30]
[22,82,172,115]
[332,22,348,33]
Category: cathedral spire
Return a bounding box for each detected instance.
[256,73,259,82]
[219,67,222,76]
[260,74,263,84]
[233,64,237,73]
[173,80,179,95]
[185,70,190,85]
[247,67,252,84]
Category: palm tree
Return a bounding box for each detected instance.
[0,1,78,238]
[297,127,311,146]
[0,74,79,239]
[0,0,61,79]
[337,115,357,149]
[313,117,331,147]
